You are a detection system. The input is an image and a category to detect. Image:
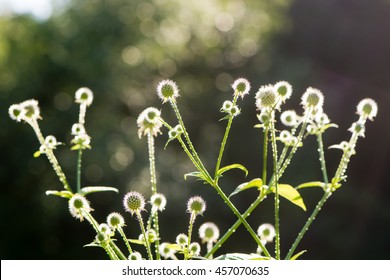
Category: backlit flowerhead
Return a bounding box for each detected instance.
[137,107,163,138]
[198,222,220,243]
[280,110,299,127]
[9,99,41,123]
[68,194,92,221]
[8,104,23,122]
[349,121,366,137]
[75,87,94,106]
[274,81,292,102]
[107,212,125,229]
[150,193,167,213]
[189,242,201,256]
[187,196,206,216]
[255,85,278,110]
[159,243,177,259]
[71,123,86,135]
[301,87,324,110]
[176,233,188,247]
[356,98,378,121]
[157,80,180,103]
[129,252,143,260]
[232,78,250,98]
[123,191,146,215]
[257,223,276,243]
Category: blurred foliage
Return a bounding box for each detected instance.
[1,0,389,259]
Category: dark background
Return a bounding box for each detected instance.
[1,0,389,260]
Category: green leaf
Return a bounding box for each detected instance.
[33,151,41,158]
[289,250,307,260]
[271,184,306,211]
[229,178,263,198]
[184,171,209,184]
[215,253,271,260]
[166,243,182,251]
[216,164,248,181]
[296,181,325,190]
[79,186,119,196]
[45,190,73,198]
[129,239,145,245]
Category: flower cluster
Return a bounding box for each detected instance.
[137,107,163,138]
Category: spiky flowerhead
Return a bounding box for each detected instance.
[9,99,41,122]
[349,121,366,137]
[356,98,378,121]
[274,81,292,102]
[175,233,188,247]
[137,107,163,138]
[150,193,167,213]
[75,87,94,106]
[232,78,251,98]
[159,243,177,259]
[255,85,279,110]
[123,191,146,215]
[157,80,180,103]
[107,212,125,229]
[257,223,276,243]
[301,87,324,110]
[187,196,206,216]
[68,194,92,221]
[198,222,220,243]
[189,242,201,256]
[280,110,300,127]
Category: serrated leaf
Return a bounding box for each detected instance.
[216,164,248,181]
[271,184,306,211]
[289,250,307,260]
[45,190,73,198]
[296,181,325,190]
[229,178,263,198]
[79,186,119,196]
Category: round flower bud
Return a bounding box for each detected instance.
[257,223,276,243]
[129,252,143,260]
[159,243,176,259]
[187,196,206,216]
[98,223,112,236]
[71,123,86,135]
[68,194,92,221]
[44,135,59,149]
[157,80,180,103]
[8,104,23,122]
[315,112,330,126]
[221,100,233,112]
[301,87,324,110]
[257,109,272,125]
[175,233,188,247]
[229,105,240,117]
[280,110,299,127]
[356,98,378,121]
[274,81,292,101]
[75,87,94,106]
[279,130,291,144]
[349,121,365,137]
[232,78,250,98]
[71,133,91,149]
[123,191,146,215]
[151,193,167,212]
[188,242,201,256]
[255,85,278,110]
[137,107,163,138]
[198,222,220,243]
[20,99,41,121]
[95,232,109,244]
[107,212,125,229]
[174,124,183,134]
[139,229,157,243]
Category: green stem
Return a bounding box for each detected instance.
[77,149,82,193]
[153,212,161,260]
[317,133,329,185]
[137,211,153,260]
[262,128,269,183]
[109,240,127,260]
[117,226,133,255]
[186,212,196,260]
[285,191,332,260]
[147,132,157,194]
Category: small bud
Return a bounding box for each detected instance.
[279,130,292,144]
[157,80,180,103]
[232,78,251,98]
[98,223,112,236]
[257,109,272,125]
[139,229,157,243]
[150,193,167,212]
[221,100,233,112]
[123,191,146,215]
[187,196,206,216]
[198,222,220,243]
[188,242,201,256]
[95,232,109,244]
[176,233,188,247]
[349,121,366,137]
[75,87,94,106]
[356,98,378,121]
[71,123,86,135]
[229,105,240,117]
[107,212,125,229]
[257,223,276,243]
[8,104,23,122]
[280,110,299,127]
[159,243,176,259]
[129,252,143,260]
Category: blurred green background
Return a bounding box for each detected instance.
[1,0,389,260]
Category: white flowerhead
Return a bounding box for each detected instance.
[356,98,378,121]
[71,123,86,135]
[75,87,94,106]
[301,87,324,110]
[175,233,188,247]
[137,107,163,138]
[159,243,177,260]
[279,130,292,144]
[123,191,146,215]
[98,223,112,236]
[157,80,180,103]
[187,196,206,216]
[188,242,201,256]
[349,121,366,138]
[232,78,251,98]
[68,194,92,221]
[255,85,279,110]
[106,212,125,229]
[44,135,59,150]
[129,252,143,260]
[198,222,220,243]
[150,193,167,213]
[257,223,276,243]
[280,110,299,127]
[8,104,23,122]
[274,81,292,102]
